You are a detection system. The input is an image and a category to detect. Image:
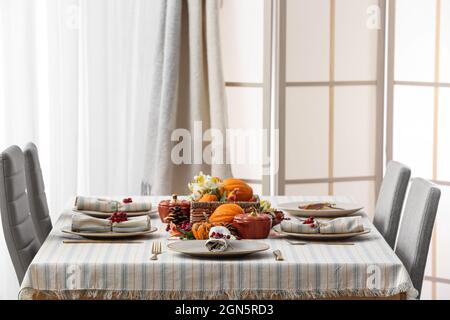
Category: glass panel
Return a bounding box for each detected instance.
[248,183,262,196]
[437,283,450,300]
[286,0,330,82]
[333,181,376,217]
[226,87,263,180]
[220,0,264,83]
[437,89,450,181]
[395,0,436,82]
[334,0,379,81]
[436,186,450,279]
[334,86,376,178]
[393,86,434,178]
[285,87,329,180]
[420,280,433,300]
[439,0,450,83]
[285,183,329,196]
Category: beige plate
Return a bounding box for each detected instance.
[72,209,157,218]
[168,240,270,258]
[280,228,370,240]
[278,202,363,217]
[62,226,158,239]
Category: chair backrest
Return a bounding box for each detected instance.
[373,161,411,248]
[395,178,440,298]
[24,142,52,244]
[0,145,40,284]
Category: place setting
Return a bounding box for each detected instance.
[274,200,370,243]
[61,196,158,241]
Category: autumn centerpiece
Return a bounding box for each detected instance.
[188,172,259,224]
[161,172,284,240]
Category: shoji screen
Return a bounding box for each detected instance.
[278,0,385,215]
[388,0,450,300]
[219,0,271,195]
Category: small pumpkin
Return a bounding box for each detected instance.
[192,220,213,240]
[199,194,218,202]
[222,178,253,201]
[209,203,245,224]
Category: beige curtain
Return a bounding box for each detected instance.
[142,0,231,195]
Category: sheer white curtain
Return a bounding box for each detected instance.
[0,0,161,299]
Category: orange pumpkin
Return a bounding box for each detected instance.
[192,220,213,240]
[222,178,253,201]
[199,194,218,202]
[209,203,245,224]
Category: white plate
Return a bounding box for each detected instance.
[72,208,157,218]
[278,202,363,217]
[280,228,370,240]
[62,227,158,239]
[168,240,270,258]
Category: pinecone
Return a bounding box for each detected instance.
[164,206,188,225]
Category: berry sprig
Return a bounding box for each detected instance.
[109,211,128,223]
[210,231,231,240]
[178,221,192,232]
[303,216,317,228]
[123,197,133,204]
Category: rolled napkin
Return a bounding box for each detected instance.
[281,216,364,234]
[205,238,228,252]
[280,218,320,234]
[205,226,235,252]
[72,213,111,233]
[74,196,152,212]
[319,216,364,234]
[112,215,151,233]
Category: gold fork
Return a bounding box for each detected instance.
[150,241,162,260]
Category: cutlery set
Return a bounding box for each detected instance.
[150,241,162,260]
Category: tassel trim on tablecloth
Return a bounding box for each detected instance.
[19,283,418,300]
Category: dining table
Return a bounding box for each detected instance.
[19,196,418,300]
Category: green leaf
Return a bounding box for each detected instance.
[219,191,227,202]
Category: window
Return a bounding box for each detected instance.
[221,0,385,216]
[222,1,450,299]
[278,0,384,216]
[387,0,450,300]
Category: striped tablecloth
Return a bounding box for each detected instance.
[19,196,418,300]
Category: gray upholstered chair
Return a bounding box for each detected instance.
[373,161,411,248]
[0,146,40,284]
[395,178,440,298]
[24,142,52,244]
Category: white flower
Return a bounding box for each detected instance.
[192,190,202,201]
[188,172,222,201]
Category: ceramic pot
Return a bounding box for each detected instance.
[233,212,272,239]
